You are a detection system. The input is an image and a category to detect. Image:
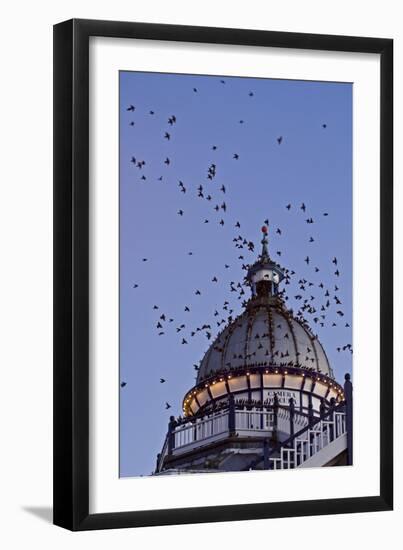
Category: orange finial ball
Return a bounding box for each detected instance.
[261,225,268,234]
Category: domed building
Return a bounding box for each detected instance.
[155,227,352,474]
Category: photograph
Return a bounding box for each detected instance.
[0,0,395,543]
[119,70,353,478]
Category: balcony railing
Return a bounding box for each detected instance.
[164,397,312,458]
[173,411,229,450]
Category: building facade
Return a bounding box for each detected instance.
[155,227,352,474]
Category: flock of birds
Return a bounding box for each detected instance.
[120,81,352,414]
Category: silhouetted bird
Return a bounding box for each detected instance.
[165,402,171,409]
[120,382,127,388]
[277,136,283,144]
[160,378,166,383]
[233,153,239,159]
[127,105,135,111]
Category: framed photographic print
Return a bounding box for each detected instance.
[53,19,393,530]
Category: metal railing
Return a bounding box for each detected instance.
[270,410,346,469]
[155,433,169,473]
[167,402,309,455]
[173,411,229,450]
[235,409,274,431]
[277,406,309,433]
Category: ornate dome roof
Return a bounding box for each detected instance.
[197,297,332,382]
[196,226,333,383]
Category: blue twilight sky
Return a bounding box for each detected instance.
[119,71,352,477]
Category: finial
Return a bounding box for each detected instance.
[246,223,285,299]
[261,225,269,258]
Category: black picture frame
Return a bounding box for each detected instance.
[53,18,393,531]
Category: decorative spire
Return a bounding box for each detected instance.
[246,224,285,298]
[260,225,269,259]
